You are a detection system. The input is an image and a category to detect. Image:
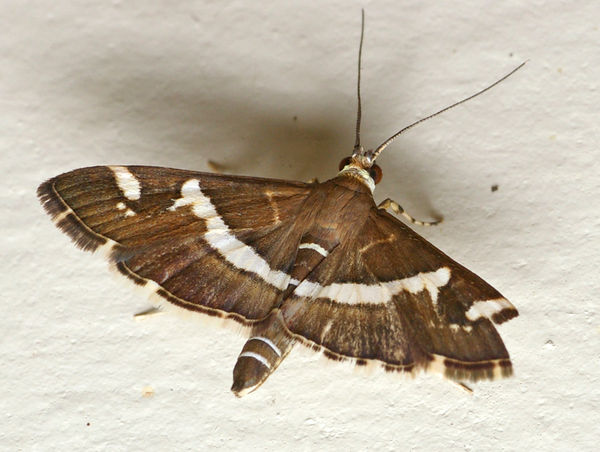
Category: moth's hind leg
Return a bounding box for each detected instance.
[450,381,473,394]
[133,307,163,320]
[207,160,226,173]
[378,198,443,226]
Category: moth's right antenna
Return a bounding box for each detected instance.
[371,60,528,161]
[353,9,366,154]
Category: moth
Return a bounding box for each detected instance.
[38,13,519,397]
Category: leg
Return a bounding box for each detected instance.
[450,381,473,394]
[378,198,442,226]
[133,307,163,320]
[207,160,225,173]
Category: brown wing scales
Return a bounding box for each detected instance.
[281,204,518,381]
[38,165,312,324]
[39,166,517,387]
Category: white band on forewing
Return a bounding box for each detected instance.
[169,179,292,290]
[110,166,141,201]
[170,179,452,306]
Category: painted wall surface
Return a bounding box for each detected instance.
[2,1,598,450]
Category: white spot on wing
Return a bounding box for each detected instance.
[465,298,514,322]
[265,190,281,223]
[53,209,71,223]
[298,243,329,257]
[450,324,473,332]
[169,179,292,290]
[95,237,118,257]
[116,201,136,217]
[320,320,333,341]
[110,166,141,201]
[420,267,451,304]
[299,242,329,257]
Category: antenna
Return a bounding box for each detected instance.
[353,9,365,154]
[371,60,528,161]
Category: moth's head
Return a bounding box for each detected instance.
[337,147,383,190]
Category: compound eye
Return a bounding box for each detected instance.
[338,156,353,170]
[369,164,383,184]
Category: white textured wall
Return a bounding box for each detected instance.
[2,1,598,450]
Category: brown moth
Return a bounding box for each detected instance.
[38,12,519,397]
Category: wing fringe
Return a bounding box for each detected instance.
[289,331,514,382]
[38,179,111,252]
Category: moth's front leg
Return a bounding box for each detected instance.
[378,198,443,226]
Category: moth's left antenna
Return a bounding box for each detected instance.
[353,9,365,154]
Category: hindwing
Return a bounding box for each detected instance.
[281,205,518,381]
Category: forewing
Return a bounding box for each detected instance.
[38,165,312,325]
[281,206,518,381]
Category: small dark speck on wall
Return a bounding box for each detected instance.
[491,184,499,192]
